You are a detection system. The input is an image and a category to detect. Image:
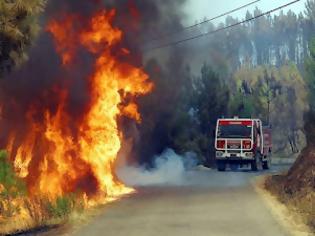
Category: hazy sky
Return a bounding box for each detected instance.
[183,0,308,25]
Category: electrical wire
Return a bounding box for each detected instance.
[143,0,301,52]
[143,0,261,44]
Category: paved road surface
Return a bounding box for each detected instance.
[51,165,291,236]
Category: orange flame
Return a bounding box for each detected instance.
[5,9,153,202]
[76,10,152,198]
[46,15,78,65]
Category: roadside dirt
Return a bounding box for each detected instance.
[265,147,315,233]
[256,176,314,236]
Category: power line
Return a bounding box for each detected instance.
[143,0,301,53]
[143,0,261,44]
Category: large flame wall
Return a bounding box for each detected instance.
[1,9,153,200]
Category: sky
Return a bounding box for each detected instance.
[183,0,308,25]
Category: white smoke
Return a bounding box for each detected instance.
[117,149,197,187]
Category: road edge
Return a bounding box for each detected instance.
[253,176,314,236]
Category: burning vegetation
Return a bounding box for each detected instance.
[0,1,153,233]
[5,7,153,200]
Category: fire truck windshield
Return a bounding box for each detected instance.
[217,124,252,139]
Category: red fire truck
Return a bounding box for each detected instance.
[215,117,272,171]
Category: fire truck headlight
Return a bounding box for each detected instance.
[245,152,253,158]
[216,151,224,157]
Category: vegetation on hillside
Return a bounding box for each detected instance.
[138,58,230,166]
[137,1,315,163]
[230,64,308,154]
[190,0,315,71]
[265,35,315,234]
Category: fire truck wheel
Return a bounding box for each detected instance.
[251,161,258,171]
[251,154,261,171]
[263,154,271,170]
[217,161,226,172]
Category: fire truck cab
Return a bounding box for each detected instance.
[215,117,272,171]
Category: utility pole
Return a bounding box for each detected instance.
[266,76,271,125]
[264,70,272,126]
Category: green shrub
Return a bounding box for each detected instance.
[0,150,27,217]
[0,150,26,198]
[46,195,76,219]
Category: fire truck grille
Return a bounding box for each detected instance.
[227,143,241,149]
[227,150,241,153]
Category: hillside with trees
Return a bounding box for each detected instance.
[137,0,315,165]
[266,37,315,232]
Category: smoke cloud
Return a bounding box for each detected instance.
[117,149,197,186]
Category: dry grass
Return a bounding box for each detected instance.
[0,151,86,235]
[265,146,315,232]
[0,195,84,235]
[265,175,315,232]
[0,198,58,235]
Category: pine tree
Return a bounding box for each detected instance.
[0,0,46,74]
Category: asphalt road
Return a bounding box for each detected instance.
[55,164,292,236]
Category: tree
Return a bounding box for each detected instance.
[231,64,307,154]
[193,64,230,166]
[304,38,315,144]
[136,49,196,165]
[285,11,298,63]
[0,0,46,75]
[252,7,272,65]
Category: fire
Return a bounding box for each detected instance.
[3,9,153,202]
[46,15,78,65]
[77,10,152,198]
